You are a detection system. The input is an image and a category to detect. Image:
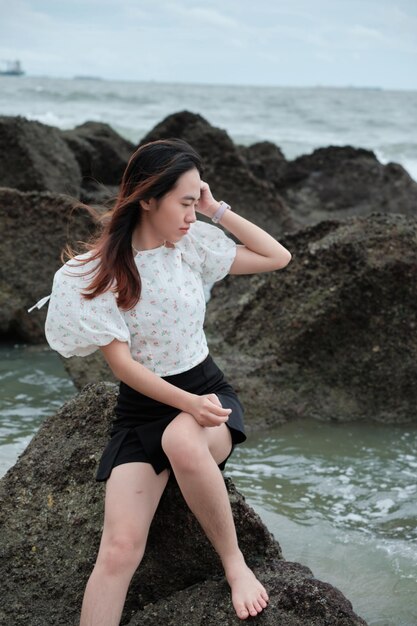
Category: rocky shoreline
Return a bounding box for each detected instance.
[1,110,416,624]
[0,383,367,626]
[1,111,416,424]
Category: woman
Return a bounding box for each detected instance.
[36,138,291,624]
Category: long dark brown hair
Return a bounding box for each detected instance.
[64,138,203,310]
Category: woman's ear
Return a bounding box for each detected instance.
[139,198,151,211]
[140,198,156,211]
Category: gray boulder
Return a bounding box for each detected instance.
[61,350,118,390]
[0,187,96,341]
[239,140,287,187]
[206,213,417,425]
[62,121,135,202]
[130,561,367,626]
[0,184,117,382]
[5,117,417,427]
[247,144,417,225]
[0,116,82,196]
[0,382,367,626]
[139,111,295,237]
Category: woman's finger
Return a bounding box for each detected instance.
[208,393,222,407]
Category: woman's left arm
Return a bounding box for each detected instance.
[198,182,292,275]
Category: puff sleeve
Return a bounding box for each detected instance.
[180,220,237,284]
[44,256,131,358]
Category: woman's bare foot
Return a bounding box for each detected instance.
[225,555,269,620]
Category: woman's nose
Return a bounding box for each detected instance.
[186,207,197,223]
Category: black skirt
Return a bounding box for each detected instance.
[96,354,246,481]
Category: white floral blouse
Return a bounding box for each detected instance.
[33,220,236,376]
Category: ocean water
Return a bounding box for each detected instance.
[1,344,416,626]
[227,426,417,626]
[0,75,416,181]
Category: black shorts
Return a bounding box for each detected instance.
[96,354,246,481]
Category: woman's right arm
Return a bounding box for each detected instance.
[100,339,230,427]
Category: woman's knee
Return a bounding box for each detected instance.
[96,531,146,577]
[162,413,207,471]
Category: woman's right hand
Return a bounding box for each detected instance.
[186,393,231,427]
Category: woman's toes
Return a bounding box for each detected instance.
[253,599,264,612]
[261,590,269,603]
[259,596,268,609]
[228,561,269,619]
[237,606,249,620]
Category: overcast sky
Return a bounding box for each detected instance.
[1,0,416,89]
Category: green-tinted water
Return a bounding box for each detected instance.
[226,423,417,626]
[0,343,76,475]
[1,344,416,626]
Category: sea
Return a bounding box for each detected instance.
[1,76,417,626]
[0,76,416,181]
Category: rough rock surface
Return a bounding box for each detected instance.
[62,350,118,389]
[0,187,97,341]
[129,561,367,626]
[239,140,288,187]
[0,116,82,196]
[140,110,295,237]
[62,121,135,202]
[0,184,118,380]
[3,114,417,424]
[0,383,367,626]
[206,213,417,425]
[245,144,417,225]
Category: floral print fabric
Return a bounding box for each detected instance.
[44,220,236,376]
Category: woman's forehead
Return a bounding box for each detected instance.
[175,169,201,195]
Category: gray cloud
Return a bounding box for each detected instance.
[0,0,415,88]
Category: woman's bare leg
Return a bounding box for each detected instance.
[79,463,169,626]
[161,414,269,620]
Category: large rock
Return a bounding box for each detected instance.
[245,144,417,225]
[0,187,96,341]
[130,561,367,626]
[5,115,417,425]
[206,213,417,425]
[61,350,118,390]
[0,116,82,196]
[0,383,367,626]
[140,111,295,237]
[62,121,135,202]
[0,185,117,383]
[239,141,288,187]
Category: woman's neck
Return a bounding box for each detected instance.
[131,223,165,252]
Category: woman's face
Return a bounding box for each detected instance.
[144,167,201,246]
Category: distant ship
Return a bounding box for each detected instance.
[0,60,25,76]
[73,75,103,81]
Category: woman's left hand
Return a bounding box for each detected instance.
[197,181,220,218]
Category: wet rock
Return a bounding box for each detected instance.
[0,187,96,341]
[140,111,295,237]
[4,115,417,427]
[206,213,417,425]
[0,115,82,196]
[274,146,417,225]
[0,382,367,626]
[0,185,117,383]
[62,350,118,390]
[62,121,135,202]
[128,561,367,626]
[0,382,281,626]
[239,140,288,188]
